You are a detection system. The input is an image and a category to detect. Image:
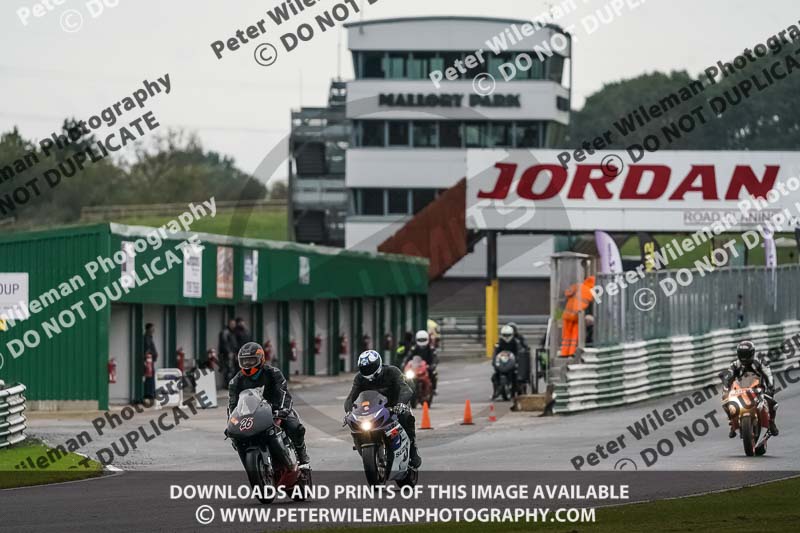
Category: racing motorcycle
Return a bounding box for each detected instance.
[226,389,311,503]
[493,351,517,401]
[404,356,433,408]
[345,391,418,487]
[723,376,771,457]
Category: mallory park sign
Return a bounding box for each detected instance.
[378,93,521,108]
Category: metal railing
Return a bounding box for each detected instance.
[595,264,800,346]
[0,381,27,449]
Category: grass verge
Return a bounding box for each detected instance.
[302,476,800,533]
[0,439,104,489]
[116,208,288,241]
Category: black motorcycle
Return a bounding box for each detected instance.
[493,351,517,401]
[226,389,311,503]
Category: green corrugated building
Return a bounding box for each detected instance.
[0,223,428,410]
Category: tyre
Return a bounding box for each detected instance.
[362,445,385,486]
[396,467,418,488]
[244,450,276,503]
[741,416,756,457]
[410,397,418,409]
[501,384,510,402]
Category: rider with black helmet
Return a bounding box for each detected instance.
[344,350,421,467]
[722,340,779,437]
[227,342,311,466]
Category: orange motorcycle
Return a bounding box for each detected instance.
[722,376,771,457]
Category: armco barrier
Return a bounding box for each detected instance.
[553,321,800,413]
[0,381,27,449]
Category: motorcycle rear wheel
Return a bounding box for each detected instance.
[245,450,276,503]
[741,416,756,457]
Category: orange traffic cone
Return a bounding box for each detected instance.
[488,403,497,422]
[420,401,433,430]
[461,399,474,425]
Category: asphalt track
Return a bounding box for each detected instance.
[3,358,800,532]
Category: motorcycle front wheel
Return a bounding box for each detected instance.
[362,444,386,486]
[244,449,276,503]
[741,415,757,457]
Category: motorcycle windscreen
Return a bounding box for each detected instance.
[233,388,268,417]
[352,390,388,416]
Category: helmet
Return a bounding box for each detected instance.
[507,322,519,335]
[737,340,756,365]
[238,342,265,377]
[358,350,382,380]
[415,330,429,347]
[500,325,514,343]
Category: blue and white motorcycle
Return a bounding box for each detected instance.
[345,391,418,487]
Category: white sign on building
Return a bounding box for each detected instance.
[466,150,800,232]
[0,273,29,322]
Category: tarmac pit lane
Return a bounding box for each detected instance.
[570,433,628,470]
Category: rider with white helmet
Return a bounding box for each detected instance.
[344,350,421,467]
[401,330,440,394]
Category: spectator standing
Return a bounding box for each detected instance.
[219,319,238,382]
[143,323,159,366]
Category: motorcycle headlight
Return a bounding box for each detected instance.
[405,370,415,380]
[360,420,373,431]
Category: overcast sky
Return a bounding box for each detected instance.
[0,0,792,184]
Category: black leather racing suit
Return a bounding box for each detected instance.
[401,345,439,392]
[344,365,417,448]
[228,365,309,463]
[721,356,778,429]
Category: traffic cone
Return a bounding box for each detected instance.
[488,403,497,422]
[420,401,433,430]
[461,399,474,425]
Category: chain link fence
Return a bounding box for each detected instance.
[595,264,800,346]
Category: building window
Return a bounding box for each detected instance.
[440,52,464,78]
[413,122,437,147]
[489,122,512,147]
[407,52,436,79]
[384,53,406,79]
[548,55,565,83]
[388,121,410,146]
[412,189,437,214]
[360,188,384,215]
[464,122,486,148]
[388,189,409,214]
[439,122,462,147]
[515,122,541,148]
[361,121,385,147]
[362,52,385,78]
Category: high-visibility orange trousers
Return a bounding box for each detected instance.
[560,318,578,356]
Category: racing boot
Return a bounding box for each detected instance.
[769,411,779,436]
[409,442,422,468]
[295,443,311,467]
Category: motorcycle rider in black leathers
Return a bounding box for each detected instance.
[344,350,422,468]
[491,325,523,400]
[722,340,779,437]
[401,330,439,394]
[228,342,311,466]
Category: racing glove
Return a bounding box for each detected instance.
[390,404,410,415]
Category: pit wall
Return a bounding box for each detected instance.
[553,321,800,413]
